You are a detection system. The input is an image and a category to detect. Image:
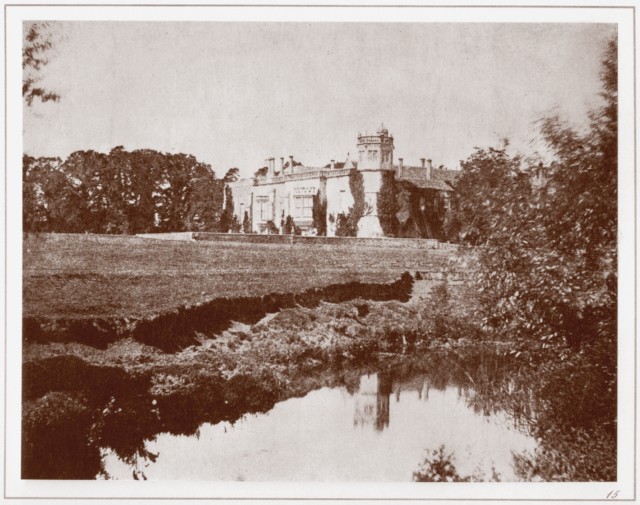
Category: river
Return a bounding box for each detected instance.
[100,360,537,481]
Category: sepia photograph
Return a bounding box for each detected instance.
[4,2,636,501]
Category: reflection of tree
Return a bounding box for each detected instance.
[417,347,616,481]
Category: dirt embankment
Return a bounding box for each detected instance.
[22,270,483,480]
[22,280,433,479]
[24,273,414,351]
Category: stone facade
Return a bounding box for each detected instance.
[227,126,458,238]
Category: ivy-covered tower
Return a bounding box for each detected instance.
[356,124,394,237]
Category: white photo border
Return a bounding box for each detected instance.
[3,2,636,502]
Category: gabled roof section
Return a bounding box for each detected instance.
[343,157,358,170]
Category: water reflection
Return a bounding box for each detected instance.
[101,364,537,481]
[353,373,391,431]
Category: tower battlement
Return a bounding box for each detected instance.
[356,124,394,171]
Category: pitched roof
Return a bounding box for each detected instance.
[394,166,425,179]
[393,164,459,184]
[401,178,454,191]
[432,167,459,184]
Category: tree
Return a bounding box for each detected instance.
[312,190,327,236]
[217,168,240,233]
[23,22,60,106]
[23,155,62,231]
[420,37,618,483]
[452,143,526,246]
[23,148,227,234]
[254,167,268,178]
[242,211,251,233]
[283,215,300,235]
[334,211,358,237]
[469,37,617,351]
[223,168,240,183]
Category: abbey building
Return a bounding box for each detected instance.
[227,126,458,238]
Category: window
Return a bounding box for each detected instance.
[256,196,270,222]
[294,196,313,218]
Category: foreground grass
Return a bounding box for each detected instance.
[24,233,454,319]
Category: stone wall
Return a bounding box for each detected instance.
[190,232,445,250]
[137,232,195,241]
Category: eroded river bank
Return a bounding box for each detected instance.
[22,274,613,481]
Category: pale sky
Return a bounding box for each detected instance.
[24,22,615,178]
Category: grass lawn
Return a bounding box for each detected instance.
[23,233,454,320]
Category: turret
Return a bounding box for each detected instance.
[354,125,392,238]
[356,123,394,170]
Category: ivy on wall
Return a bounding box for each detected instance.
[378,171,398,237]
[395,181,449,240]
[335,170,366,237]
[312,192,327,236]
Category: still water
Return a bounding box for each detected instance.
[101,370,537,481]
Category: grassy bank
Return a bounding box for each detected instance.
[24,233,454,320]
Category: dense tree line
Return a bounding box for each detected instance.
[23,148,233,234]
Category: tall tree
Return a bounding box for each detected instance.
[468,37,617,350]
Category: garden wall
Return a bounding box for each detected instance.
[188,232,447,250]
[136,232,195,241]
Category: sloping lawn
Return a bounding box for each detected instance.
[23,233,453,319]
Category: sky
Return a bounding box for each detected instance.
[23,22,616,178]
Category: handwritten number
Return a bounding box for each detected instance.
[607,490,619,499]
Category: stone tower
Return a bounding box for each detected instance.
[355,125,394,237]
[357,124,394,170]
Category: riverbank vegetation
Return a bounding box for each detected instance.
[433,37,618,481]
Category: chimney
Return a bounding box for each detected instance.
[426,159,432,179]
[289,155,294,171]
[280,157,284,173]
[268,157,275,176]
[330,159,335,170]
[421,158,426,168]
[398,158,403,177]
